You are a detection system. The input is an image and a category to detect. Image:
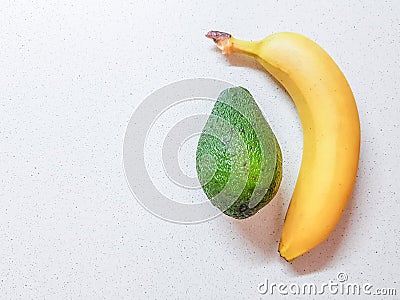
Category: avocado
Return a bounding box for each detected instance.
[196,87,282,219]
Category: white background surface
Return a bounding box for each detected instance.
[1,0,400,299]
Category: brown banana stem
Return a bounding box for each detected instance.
[205,31,232,53]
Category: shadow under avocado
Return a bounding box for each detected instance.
[233,191,285,261]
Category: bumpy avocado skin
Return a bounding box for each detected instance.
[196,87,282,219]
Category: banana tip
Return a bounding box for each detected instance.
[278,242,295,262]
[278,249,293,263]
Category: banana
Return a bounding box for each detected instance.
[206,31,360,261]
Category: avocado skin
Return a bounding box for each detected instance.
[196,87,282,219]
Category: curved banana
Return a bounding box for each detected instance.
[206,31,360,261]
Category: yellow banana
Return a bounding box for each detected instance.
[206,31,360,261]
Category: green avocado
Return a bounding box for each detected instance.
[196,87,282,219]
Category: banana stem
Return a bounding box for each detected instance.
[206,30,259,56]
[205,31,232,53]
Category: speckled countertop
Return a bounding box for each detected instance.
[0,1,399,299]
